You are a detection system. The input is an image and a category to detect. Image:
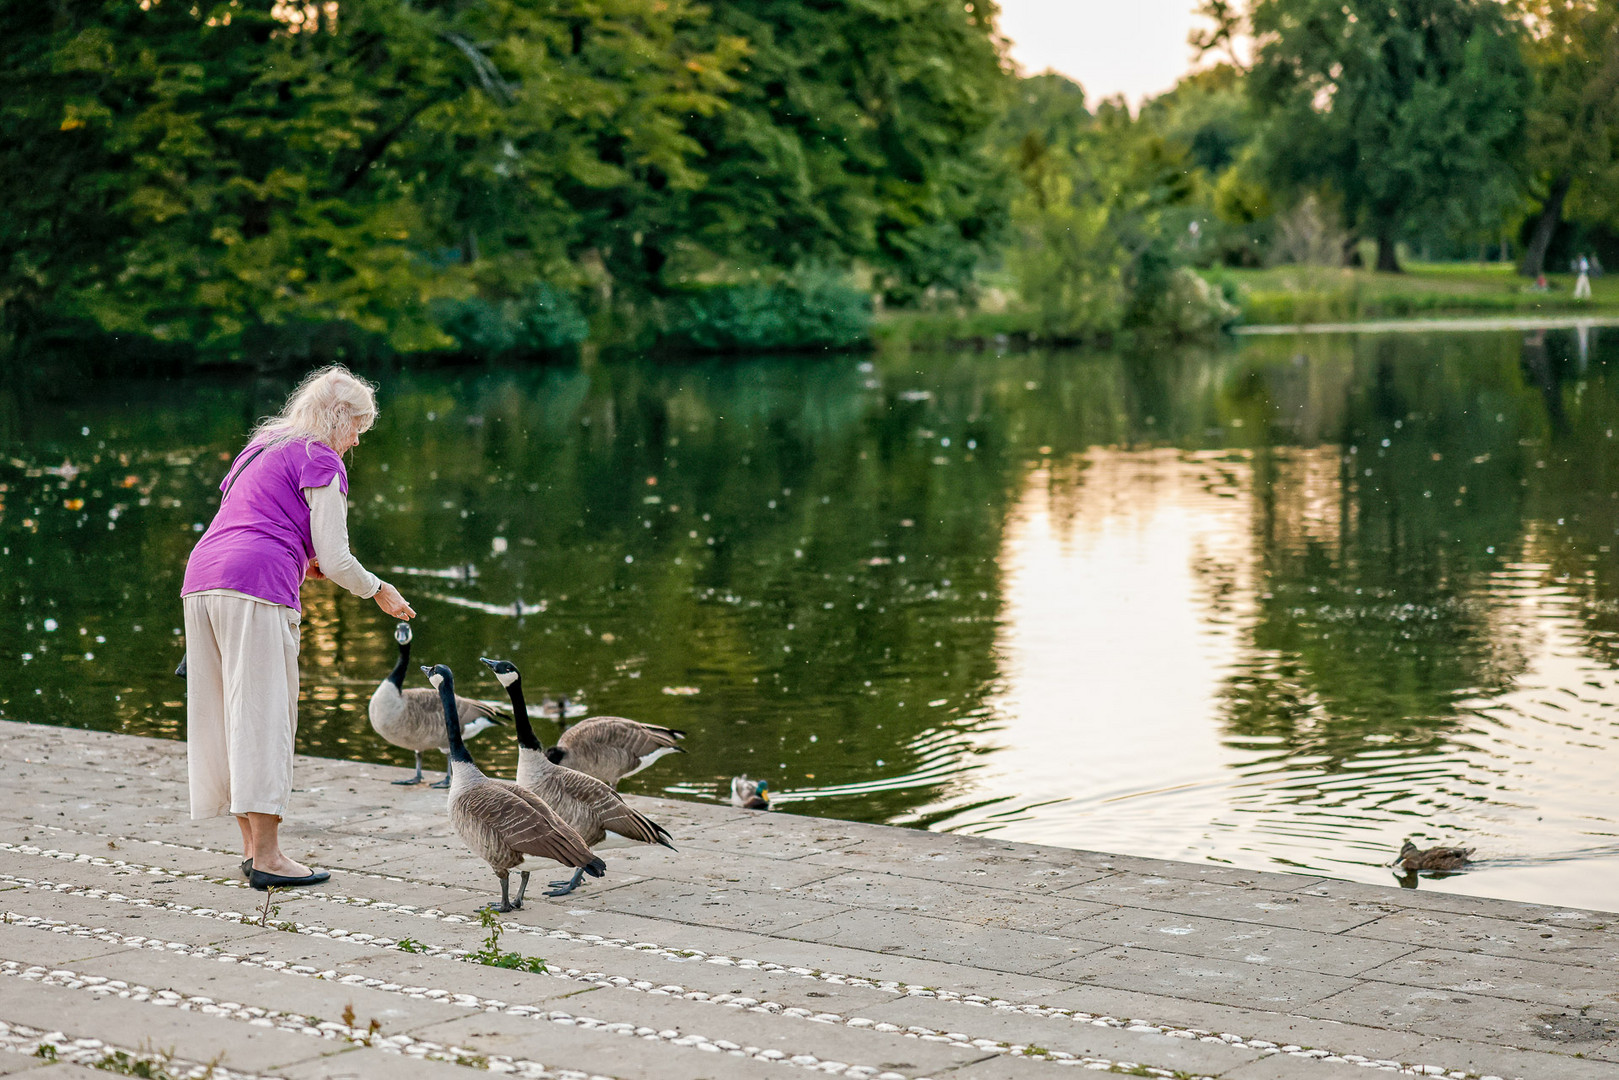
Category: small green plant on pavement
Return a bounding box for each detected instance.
[469,908,548,973]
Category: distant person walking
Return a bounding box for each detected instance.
[1575,255,1592,300]
[181,365,415,889]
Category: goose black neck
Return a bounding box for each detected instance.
[388,638,411,689]
[505,678,544,752]
[439,679,475,765]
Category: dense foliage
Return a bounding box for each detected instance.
[7,0,1619,364]
[0,0,1006,362]
[1247,0,1529,272]
[1516,1,1619,277]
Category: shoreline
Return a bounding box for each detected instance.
[1232,312,1619,336]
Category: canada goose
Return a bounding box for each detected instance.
[731,776,770,809]
[422,664,604,910]
[547,711,686,788]
[1397,840,1474,873]
[480,657,676,895]
[370,621,502,787]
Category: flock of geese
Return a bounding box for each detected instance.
[367,622,750,911]
[358,622,1470,906]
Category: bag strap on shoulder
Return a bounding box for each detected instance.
[221,444,269,499]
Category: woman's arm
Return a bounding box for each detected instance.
[305,479,416,619]
[304,478,382,598]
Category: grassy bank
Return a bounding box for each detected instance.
[1203,262,1619,325]
[872,262,1619,352]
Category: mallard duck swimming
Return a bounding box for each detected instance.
[1398,840,1473,873]
[731,776,770,809]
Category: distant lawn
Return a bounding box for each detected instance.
[870,262,1619,352]
[1202,261,1619,326]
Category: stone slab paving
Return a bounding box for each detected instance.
[2,722,1617,1080]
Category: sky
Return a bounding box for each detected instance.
[997,0,1214,107]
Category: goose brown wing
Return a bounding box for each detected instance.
[563,716,684,754]
[459,781,596,867]
[457,696,508,723]
[552,766,675,848]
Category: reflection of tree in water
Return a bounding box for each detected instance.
[12,330,1619,842]
[1520,329,1568,434]
[1219,333,1549,774]
[1510,326,1619,668]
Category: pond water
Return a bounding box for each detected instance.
[5,326,1619,911]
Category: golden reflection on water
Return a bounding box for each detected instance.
[923,448,1256,851]
[927,446,1619,912]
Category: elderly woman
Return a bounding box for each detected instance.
[182,365,415,889]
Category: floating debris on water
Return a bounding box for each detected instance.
[662,686,701,696]
[420,592,547,616]
[387,564,479,581]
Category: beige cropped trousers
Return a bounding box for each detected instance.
[183,591,302,819]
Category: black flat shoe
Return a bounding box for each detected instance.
[241,858,253,879]
[249,867,330,891]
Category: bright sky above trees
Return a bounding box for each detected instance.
[998,0,1216,105]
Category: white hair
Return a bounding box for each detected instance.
[249,364,378,450]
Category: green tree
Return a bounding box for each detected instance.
[1247,0,1529,272]
[0,0,737,361]
[1142,65,1256,178]
[1515,1,1619,277]
[675,0,1011,303]
[996,71,1090,158]
[1007,97,1207,337]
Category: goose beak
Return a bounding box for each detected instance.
[420,665,434,678]
[479,657,498,669]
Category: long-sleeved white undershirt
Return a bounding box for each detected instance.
[303,477,381,599]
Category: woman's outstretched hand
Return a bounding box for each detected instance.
[374,581,416,620]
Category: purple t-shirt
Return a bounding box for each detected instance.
[181,439,349,610]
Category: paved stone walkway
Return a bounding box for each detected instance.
[0,721,1614,1080]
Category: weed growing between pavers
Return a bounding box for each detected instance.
[90,1048,191,1080]
[468,909,547,973]
[41,1041,204,1080]
[253,887,279,928]
[339,1004,383,1047]
[396,937,427,953]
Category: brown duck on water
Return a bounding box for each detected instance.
[1398,840,1474,873]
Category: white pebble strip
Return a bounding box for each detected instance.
[0,1017,283,1080]
[0,956,610,1080]
[0,842,1519,1080]
[0,917,909,1080]
[0,908,1492,1080]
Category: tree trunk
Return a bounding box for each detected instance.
[1374,223,1401,273]
[1519,173,1571,278]
[1341,234,1362,268]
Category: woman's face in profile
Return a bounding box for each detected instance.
[334,416,363,454]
